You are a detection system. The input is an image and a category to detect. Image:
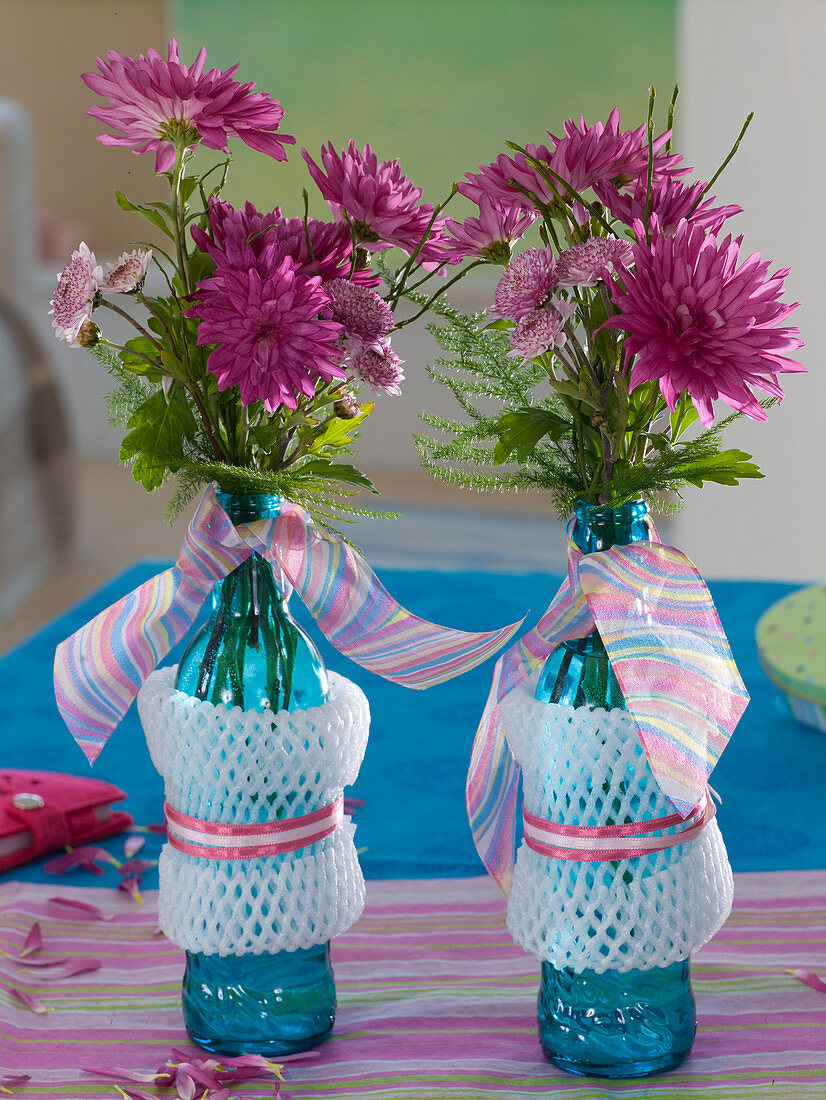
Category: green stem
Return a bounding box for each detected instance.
[696,112,754,205]
[97,298,162,348]
[170,144,192,298]
[393,259,483,330]
[644,86,656,239]
[665,84,679,155]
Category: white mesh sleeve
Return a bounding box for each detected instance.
[138,666,370,956]
[501,672,733,973]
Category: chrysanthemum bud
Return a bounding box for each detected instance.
[335,393,361,419]
[75,320,101,348]
[354,247,371,271]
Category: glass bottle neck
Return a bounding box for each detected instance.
[571,500,650,555]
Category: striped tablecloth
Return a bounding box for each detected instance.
[1,871,824,1099]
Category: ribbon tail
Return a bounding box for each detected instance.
[579,542,750,816]
[53,563,206,764]
[266,504,524,687]
[466,660,522,895]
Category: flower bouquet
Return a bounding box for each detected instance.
[50,40,518,1056]
[417,89,803,1078]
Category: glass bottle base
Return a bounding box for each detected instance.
[538,959,696,1079]
[182,943,336,1056]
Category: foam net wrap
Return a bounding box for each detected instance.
[138,666,370,956]
[502,673,733,973]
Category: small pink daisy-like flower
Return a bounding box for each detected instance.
[190,255,345,411]
[322,280,392,346]
[83,40,295,174]
[493,247,557,321]
[444,196,536,264]
[556,237,634,287]
[509,301,576,360]
[604,217,804,426]
[50,242,103,344]
[100,248,152,293]
[350,341,405,396]
[595,175,741,235]
[302,141,449,264]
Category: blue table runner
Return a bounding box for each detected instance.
[2,563,824,883]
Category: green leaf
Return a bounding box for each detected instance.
[120,388,197,491]
[294,457,378,492]
[493,406,571,465]
[312,403,374,452]
[115,191,175,241]
[675,448,763,488]
[250,423,285,455]
[670,396,700,441]
[547,378,600,410]
[118,336,162,378]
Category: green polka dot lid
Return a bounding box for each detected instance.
[756,583,826,732]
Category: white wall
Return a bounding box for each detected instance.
[675,0,826,581]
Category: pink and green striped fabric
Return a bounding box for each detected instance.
[1,872,824,1098]
[54,486,521,763]
[467,532,750,893]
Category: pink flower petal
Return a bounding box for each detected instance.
[123,835,146,859]
[9,987,50,1013]
[47,896,115,921]
[0,1074,31,1095]
[117,876,144,904]
[20,923,42,957]
[114,1087,160,1100]
[84,1068,160,1085]
[174,1069,197,1099]
[44,846,121,875]
[788,968,826,994]
[119,859,158,877]
[14,956,69,969]
[35,957,102,981]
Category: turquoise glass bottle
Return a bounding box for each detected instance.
[175,490,335,1056]
[533,500,696,1078]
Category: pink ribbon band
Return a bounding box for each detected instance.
[522,789,715,863]
[164,797,344,860]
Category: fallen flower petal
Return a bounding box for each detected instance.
[123,835,146,859]
[787,968,826,994]
[84,1068,160,1085]
[0,1074,31,1094]
[13,956,70,969]
[174,1069,197,1099]
[9,987,50,1013]
[119,859,158,877]
[47,896,115,921]
[117,876,144,904]
[37,957,102,981]
[20,923,42,957]
[115,1087,160,1100]
[44,846,122,875]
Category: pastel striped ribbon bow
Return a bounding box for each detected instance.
[55,485,522,764]
[466,528,750,895]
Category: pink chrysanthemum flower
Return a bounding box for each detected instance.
[604,218,804,426]
[274,217,379,286]
[508,301,576,360]
[595,175,741,235]
[493,247,557,321]
[323,280,393,346]
[350,341,405,396]
[556,237,634,287]
[190,255,345,411]
[83,40,295,174]
[192,199,379,287]
[444,196,536,264]
[100,248,152,292]
[462,110,684,226]
[50,242,103,344]
[302,141,450,264]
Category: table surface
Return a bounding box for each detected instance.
[1,562,825,1097]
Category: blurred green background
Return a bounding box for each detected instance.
[174,0,677,220]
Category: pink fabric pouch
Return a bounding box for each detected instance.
[0,768,132,873]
